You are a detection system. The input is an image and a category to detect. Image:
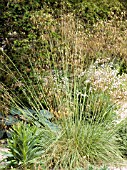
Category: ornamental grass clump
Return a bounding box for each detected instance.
[0,50,125,169]
[39,78,124,169]
[42,121,123,169]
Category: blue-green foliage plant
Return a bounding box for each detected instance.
[0,107,60,140]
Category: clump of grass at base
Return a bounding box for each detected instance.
[39,79,123,169]
[43,122,123,169]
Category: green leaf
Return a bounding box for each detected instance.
[0,130,5,139]
[5,115,18,125]
[10,108,21,116]
[39,109,53,119]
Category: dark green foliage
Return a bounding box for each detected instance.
[66,0,124,24]
[0,0,125,56]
